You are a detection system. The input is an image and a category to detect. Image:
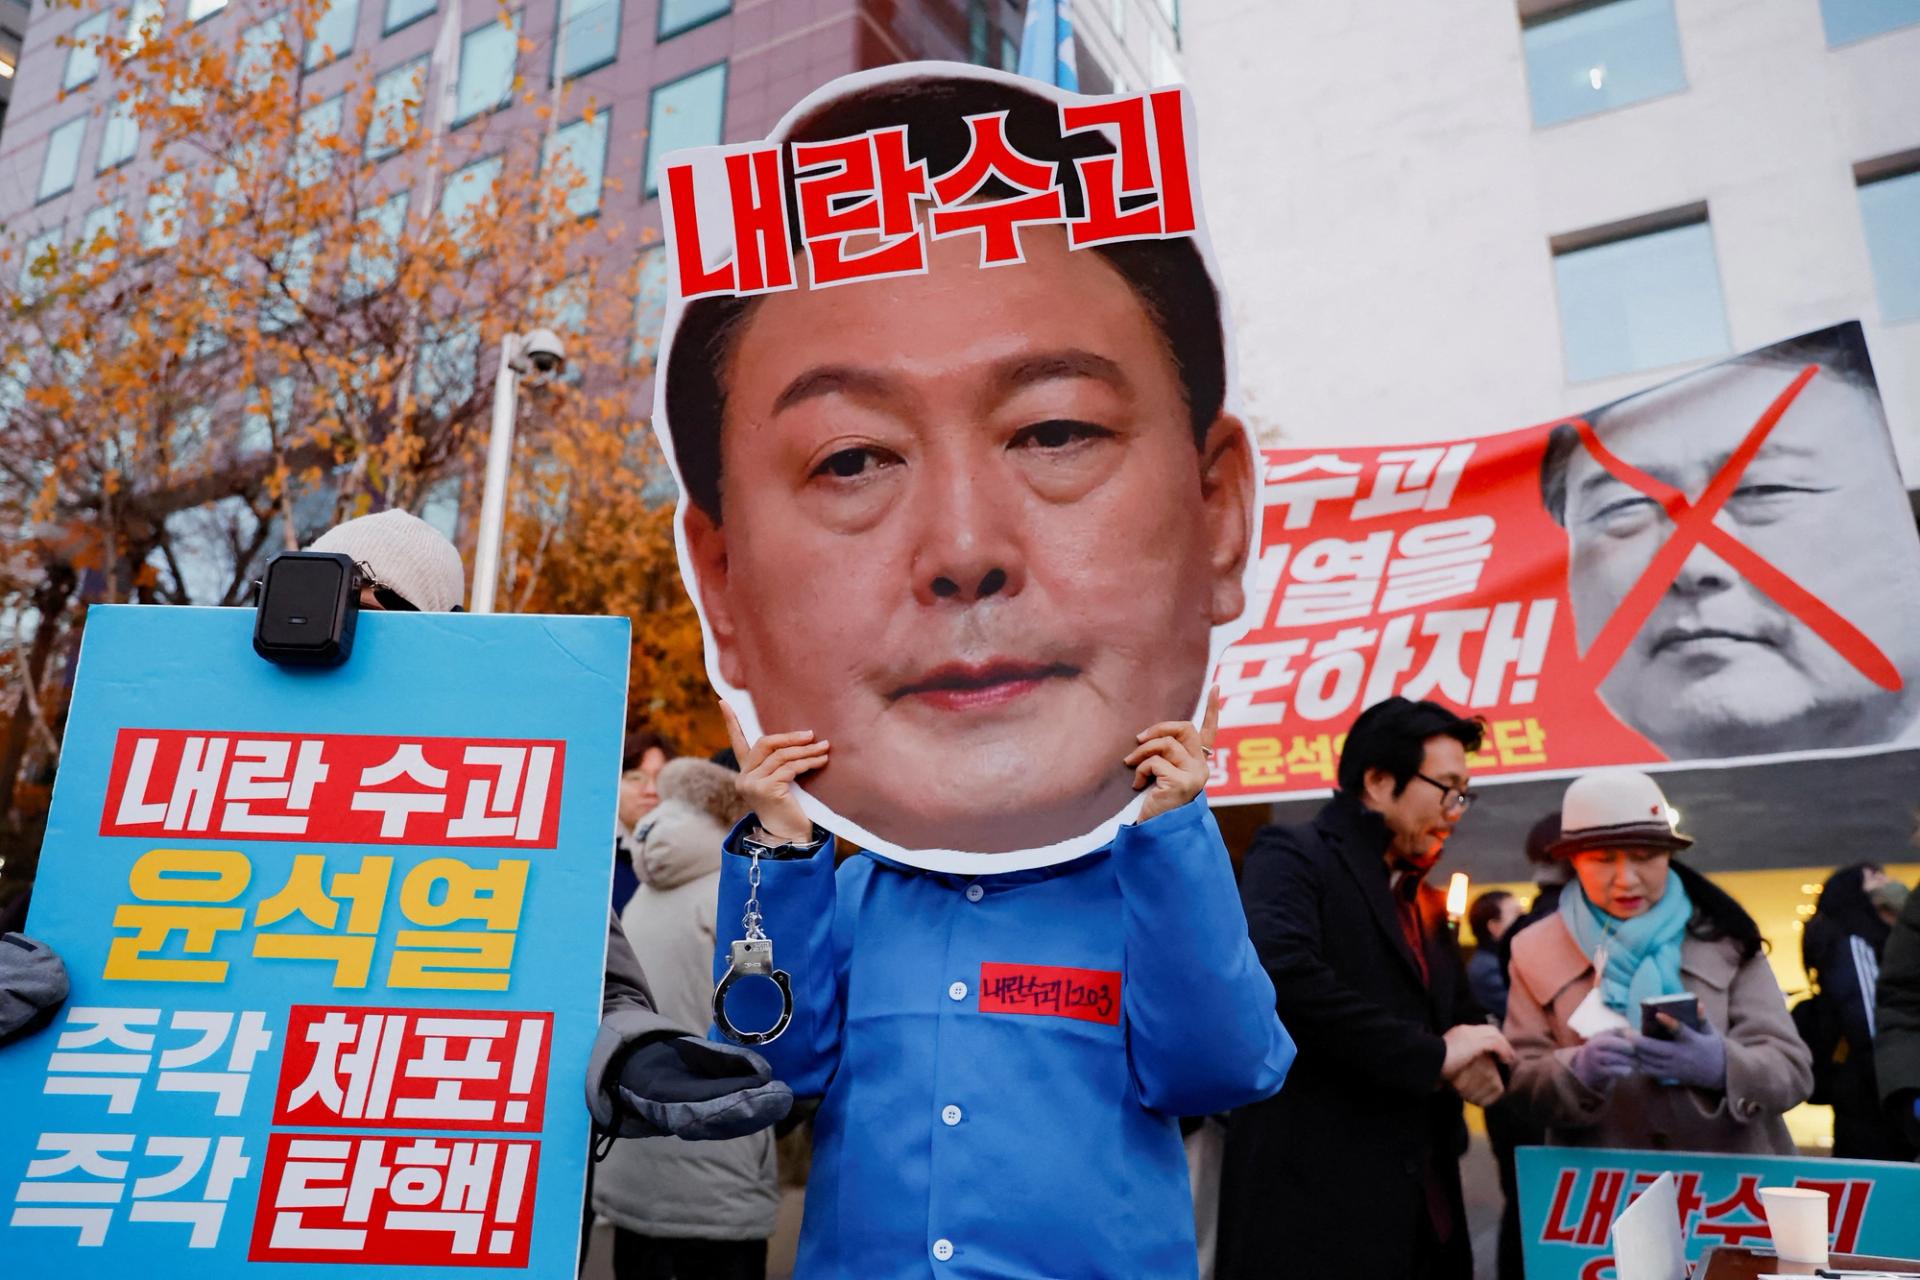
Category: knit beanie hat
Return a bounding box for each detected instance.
[0,932,70,1045]
[308,510,466,613]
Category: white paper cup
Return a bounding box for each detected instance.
[1760,1187,1831,1266]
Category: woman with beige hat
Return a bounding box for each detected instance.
[1504,768,1812,1153]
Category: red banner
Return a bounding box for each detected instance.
[1206,324,1920,801]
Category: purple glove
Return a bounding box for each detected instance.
[1569,1032,1636,1092]
[1634,1018,1727,1091]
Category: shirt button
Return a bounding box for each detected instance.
[948,981,968,1002]
[932,1239,955,1262]
[941,1104,962,1126]
[965,884,984,903]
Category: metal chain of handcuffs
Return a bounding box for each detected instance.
[711,836,795,1045]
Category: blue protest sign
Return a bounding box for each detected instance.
[0,605,627,1277]
[1519,1145,1920,1279]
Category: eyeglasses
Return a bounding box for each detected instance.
[1414,773,1476,816]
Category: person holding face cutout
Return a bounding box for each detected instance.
[709,689,1294,1279]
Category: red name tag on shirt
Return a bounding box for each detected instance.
[978,963,1121,1026]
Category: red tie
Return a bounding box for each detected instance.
[1393,875,1431,986]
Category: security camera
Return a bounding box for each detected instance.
[514,328,567,383]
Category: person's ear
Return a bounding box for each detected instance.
[1199,413,1256,626]
[1362,766,1397,810]
[682,502,746,689]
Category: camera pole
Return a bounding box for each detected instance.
[470,332,522,615]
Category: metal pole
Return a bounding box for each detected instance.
[470,333,520,614]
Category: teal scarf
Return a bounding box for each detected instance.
[1558,873,1691,1015]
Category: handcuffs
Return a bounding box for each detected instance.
[712,827,818,1045]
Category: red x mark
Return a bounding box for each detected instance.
[1571,364,1901,693]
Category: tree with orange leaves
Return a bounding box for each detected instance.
[0,0,698,831]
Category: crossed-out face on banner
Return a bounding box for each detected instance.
[1542,328,1920,760]
[1201,321,1920,806]
[651,64,1259,869]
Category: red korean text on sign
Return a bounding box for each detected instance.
[792,126,930,286]
[926,111,1065,266]
[274,1006,551,1132]
[1059,89,1195,247]
[249,1133,537,1266]
[100,730,565,848]
[977,963,1121,1026]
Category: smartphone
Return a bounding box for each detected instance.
[1640,992,1701,1039]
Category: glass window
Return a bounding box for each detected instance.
[556,0,619,79]
[306,0,359,69]
[645,61,726,197]
[367,56,428,160]
[37,117,86,201]
[98,101,140,171]
[79,200,125,264]
[631,245,668,373]
[238,16,286,92]
[64,13,108,89]
[1820,0,1920,46]
[542,110,609,218]
[1860,169,1920,324]
[187,0,227,22]
[1553,217,1730,382]
[142,172,186,250]
[416,322,479,412]
[347,193,409,297]
[384,0,435,33]
[20,226,64,301]
[658,0,727,40]
[262,232,317,332]
[1522,0,1685,128]
[123,0,165,54]
[440,153,504,240]
[293,96,344,188]
[455,12,520,124]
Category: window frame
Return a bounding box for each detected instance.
[293,92,347,189]
[542,108,612,220]
[304,0,361,69]
[553,0,621,82]
[1548,204,1732,383]
[643,59,727,199]
[1819,0,1920,48]
[1855,158,1920,324]
[656,0,728,43]
[36,115,88,203]
[365,52,430,161]
[1520,0,1689,131]
[383,0,435,36]
[96,99,141,172]
[453,9,523,127]
[62,12,109,90]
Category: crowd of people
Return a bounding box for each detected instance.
[5,513,1920,1280]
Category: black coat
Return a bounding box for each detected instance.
[1218,793,1483,1280]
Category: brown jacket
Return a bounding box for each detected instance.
[1504,913,1812,1155]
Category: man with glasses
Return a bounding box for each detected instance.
[1218,697,1513,1280]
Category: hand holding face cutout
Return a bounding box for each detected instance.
[721,701,828,843]
[1126,687,1221,825]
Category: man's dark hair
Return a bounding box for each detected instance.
[664,72,1227,522]
[1467,889,1515,948]
[1538,321,1877,527]
[1335,696,1485,796]
[621,727,674,772]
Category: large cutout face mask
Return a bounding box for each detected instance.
[651,63,1261,871]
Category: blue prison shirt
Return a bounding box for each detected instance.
[710,796,1295,1279]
